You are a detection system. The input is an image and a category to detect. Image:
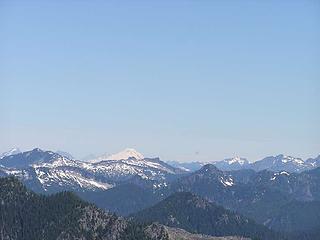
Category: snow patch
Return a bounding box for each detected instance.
[270,171,290,181]
[220,176,234,187]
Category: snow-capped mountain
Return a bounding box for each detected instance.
[167,154,320,173]
[0,148,184,193]
[0,148,21,159]
[89,148,144,163]
[212,154,319,173]
[0,148,110,192]
[0,148,59,168]
[251,154,309,173]
[83,148,184,182]
[1,147,319,194]
[86,157,184,182]
[167,155,320,174]
[106,148,144,161]
[214,156,250,171]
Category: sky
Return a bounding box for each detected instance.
[0,0,319,162]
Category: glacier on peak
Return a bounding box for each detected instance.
[92,148,145,162]
[213,156,249,171]
[223,156,248,165]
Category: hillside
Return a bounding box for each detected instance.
[0,177,256,240]
[132,192,282,240]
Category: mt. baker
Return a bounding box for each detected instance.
[90,148,145,162]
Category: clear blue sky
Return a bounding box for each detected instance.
[0,0,319,162]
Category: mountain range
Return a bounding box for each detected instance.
[163,164,320,233]
[0,148,184,193]
[1,147,320,239]
[168,154,320,173]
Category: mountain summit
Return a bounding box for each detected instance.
[214,156,249,171]
[106,148,144,161]
[91,148,145,162]
[251,154,308,172]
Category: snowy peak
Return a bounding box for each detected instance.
[223,156,249,165]
[98,148,144,161]
[0,148,21,159]
[251,154,308,173]
[214,156,249,171]
[275,154,304,165]
[0,148,62,168]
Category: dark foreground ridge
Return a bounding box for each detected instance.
[132,192,283,240]
[0,177,150,240]
[0,177,254,240]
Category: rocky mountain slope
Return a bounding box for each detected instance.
[144,224,251,240]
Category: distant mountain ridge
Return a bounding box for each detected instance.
[168,154,320,173]
[159,164,320,236]
[2,148,319,173]
[250,154,309,172]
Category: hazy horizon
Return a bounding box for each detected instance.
[1,146,319,164]
[1,1,319,162]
